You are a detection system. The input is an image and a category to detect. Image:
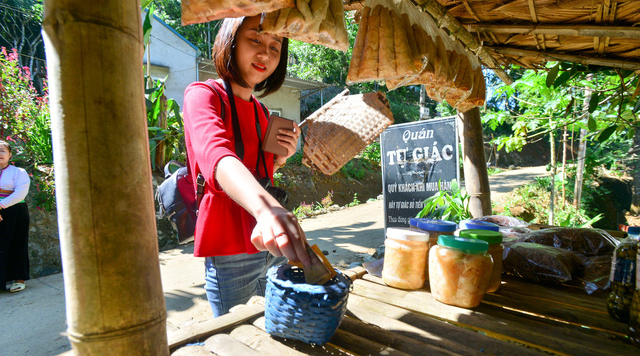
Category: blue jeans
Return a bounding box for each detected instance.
[204,252,286,318]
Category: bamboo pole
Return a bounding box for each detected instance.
[631,125,640,214]
[562,127,568,205]
[416,0,514,85]
[466,24,640,39]
[457,108,492,218]
[549,129,556,225]
[42,2,168,355]
[485,46,640,72]
[574,75,594,217]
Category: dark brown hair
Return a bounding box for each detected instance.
[212,16,289,97]
[0,140,11,153]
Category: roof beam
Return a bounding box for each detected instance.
[485,46,640,72]
[416,0,513,85]
[466,23,640,39]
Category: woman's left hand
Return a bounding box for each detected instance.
[274,121,301,166]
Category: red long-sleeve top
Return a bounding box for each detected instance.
[183,79,274,257]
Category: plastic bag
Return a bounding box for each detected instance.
[502,242,580,285]
[574,255,612,294]
[476,215,530,227]
[521,227,617,257]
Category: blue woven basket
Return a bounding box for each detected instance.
[264,264,352,345]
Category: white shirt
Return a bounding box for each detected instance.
[0,165,30,208]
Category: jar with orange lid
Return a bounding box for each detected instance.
[429,235,493,308]
[459,229,504,292]
[382,228,429,290]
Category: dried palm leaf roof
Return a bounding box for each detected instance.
[346,0,640,83]
[185,1,640,84]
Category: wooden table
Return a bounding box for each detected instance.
[168,267,637,356]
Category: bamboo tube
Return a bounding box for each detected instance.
[42,2,168,355]
[457,108,492,217]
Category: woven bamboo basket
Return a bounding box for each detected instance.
[301,90,394,175]
[264,264,351,345]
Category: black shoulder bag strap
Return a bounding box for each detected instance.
[222,79,272,179]
[191,80,228,213]
[222,80,245,160]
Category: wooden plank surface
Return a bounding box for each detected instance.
[346,293,547,356]
[354,275,636,356]
[169,270,636,356]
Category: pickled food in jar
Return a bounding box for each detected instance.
[429,236,493,308]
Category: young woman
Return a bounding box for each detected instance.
[0,139,31,293]
[182,15,310,317]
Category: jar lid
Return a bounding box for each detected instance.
[409,218,420,227]
[387,227,429,242]
[437,235,489,252]
[459,229,503,244]
[459,219,500,231]
[628,226,640,234]
[415,218,457,232]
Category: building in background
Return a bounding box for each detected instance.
[143,14,327,122]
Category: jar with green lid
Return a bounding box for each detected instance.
[414,218,457,280]
[625,226,640,345]
[429,235,493,308]
[382,228,429,290]
[459,229,504,292]
[607,226,640,322]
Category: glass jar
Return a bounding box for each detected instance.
[413,218,457,280]
[607,226,640,322]
[429,235,493,308]
[382,228,429,290]
[459,229,504,293]
[626,226,640,345]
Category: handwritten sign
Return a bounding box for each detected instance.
[381,117,459,229]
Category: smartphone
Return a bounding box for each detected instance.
[262,114,295,156]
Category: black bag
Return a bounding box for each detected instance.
[156,161,203,242]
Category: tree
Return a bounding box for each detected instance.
[486,62,639,221]
[0,0,45,86]
[151,0,219,58]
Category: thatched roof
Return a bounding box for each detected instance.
[184,1,640,84]
[345,0,640,83]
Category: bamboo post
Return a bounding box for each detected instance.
[574,75,593,215]
[631,126,640,215]
[42,2,168,355]
[457,108,492,217]
[549,129,556,225]
[562,127,568,205]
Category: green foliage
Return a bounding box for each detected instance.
[0,46,55,211]
[485,63,638,154]
[0,0,45,75]
[292,202,314,220]
[487,167,503,175]
[340,157,376,180]
[495,176,602,227]
[347,193,360,207]
[292,191,335,219]
[288,151,304,165]
[145,77,186,171]
[149,0,220,58]
[359,141,381,167]
[416,180,471,223]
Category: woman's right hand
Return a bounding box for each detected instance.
[250,205,311,266]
